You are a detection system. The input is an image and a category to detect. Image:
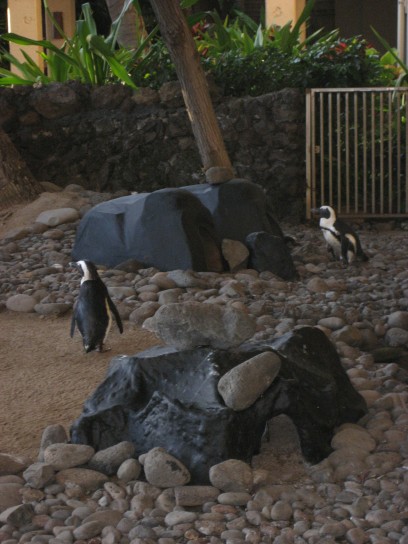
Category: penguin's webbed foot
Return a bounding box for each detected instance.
[96,344,111,353]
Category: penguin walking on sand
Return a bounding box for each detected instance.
[311,205,369,265]
[70,260,123,353]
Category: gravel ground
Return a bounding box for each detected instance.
[0,188,408,544]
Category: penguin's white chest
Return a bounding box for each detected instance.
[322,228,340,251]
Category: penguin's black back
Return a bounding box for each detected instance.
[74,280,111,351]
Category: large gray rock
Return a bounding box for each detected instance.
[71,326,367,484]
[71,188,223,271]
[185,179,285,242]
[71,180,289,274]
[143,302,257,349]
[245,231,298,280]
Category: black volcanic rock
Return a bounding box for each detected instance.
[70,327,367,484]
[246,231,299,280]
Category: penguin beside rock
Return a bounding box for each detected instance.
[70,260,123,353]
[311,205,369,265]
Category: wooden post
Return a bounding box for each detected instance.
[148,0,234,183]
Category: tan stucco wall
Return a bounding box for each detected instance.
[265,0,306,33]
[7,0,43,71]
[7,0,75,74]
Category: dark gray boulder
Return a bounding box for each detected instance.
[70,327,367,484]
[184,179,284,242]
[245,231,298,280]
[71,180,290,273]
[71,188,224,271]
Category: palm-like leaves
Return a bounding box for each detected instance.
[0,1,140,87]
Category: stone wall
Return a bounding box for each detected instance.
[0,82,306,222]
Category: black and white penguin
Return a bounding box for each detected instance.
[70,260,123,353]
[311,205,369,265]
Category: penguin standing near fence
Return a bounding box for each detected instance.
[70,260,123,353]
[311,205,369,265]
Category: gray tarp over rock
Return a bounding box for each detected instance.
[71,188,224,271]
[184,179,284,242]
[71,179,288,272]
[70,326,367,484]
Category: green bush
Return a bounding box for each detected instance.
[199,33,395,97]
[294,34,396,88]
[130,39,176,89]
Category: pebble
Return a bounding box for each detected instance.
[1,188,408,542]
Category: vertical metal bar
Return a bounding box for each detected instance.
[319,93,325,204]
[305,89,313,219]
[328,93,333,206]
[354,92,359,213]
[396,92,401,213]
[345,92,350,213]
[380,93,384,214]
[337,92,342,212]
[363,92,368,213]
[405,95,408,213]
[388,92,393,214]
[371,93,376,214]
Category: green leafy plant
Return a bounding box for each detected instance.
[370,26,408,86]
[192,0,319,58]
[295,32,396,88]
[0,0,156,87]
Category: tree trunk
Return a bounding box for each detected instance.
[104,0,146,49]
[0,129,43,209]
[148,0,234,183]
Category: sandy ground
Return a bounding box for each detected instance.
[0,310,160,460]
[0,196,306,482]
[0,310,307,483]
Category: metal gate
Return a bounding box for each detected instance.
[306,87,408,219]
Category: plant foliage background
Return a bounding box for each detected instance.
[0,0,401,96]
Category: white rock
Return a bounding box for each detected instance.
[35,207,80,227]
[143,447,190,488]
[6,294,36,312]
[217,351,281,410]
[44,443,95,470]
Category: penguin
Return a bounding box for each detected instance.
[70,260,123,353]
[311,205,369,265]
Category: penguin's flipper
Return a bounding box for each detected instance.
[340,234,352,264]
[327,244,336,261]
[355,236,369,261]
[107,296,124,334]
[70,313,76,337]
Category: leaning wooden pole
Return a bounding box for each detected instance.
[148,0,234,183]
[0,129,43,209]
